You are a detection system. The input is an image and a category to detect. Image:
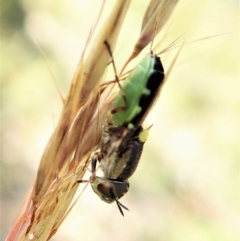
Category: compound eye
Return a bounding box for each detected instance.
[97,180,129,202]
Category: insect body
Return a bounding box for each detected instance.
[112,53,164,129]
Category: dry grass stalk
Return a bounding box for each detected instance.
[120,0,179,74]
[7,1,131,240]
[6,0,179,240]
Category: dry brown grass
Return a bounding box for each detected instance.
[6,1,178,240]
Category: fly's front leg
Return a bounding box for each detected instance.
[90,151,103,169]
[77,151,102,184]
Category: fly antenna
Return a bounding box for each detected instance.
[116,200,124,216]
[116,199,129,217]
[109,187,129,216]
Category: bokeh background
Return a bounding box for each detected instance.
[1,0,239,240]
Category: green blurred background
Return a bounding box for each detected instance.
[1,0,239,240]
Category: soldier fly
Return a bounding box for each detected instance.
[80,125,148,216]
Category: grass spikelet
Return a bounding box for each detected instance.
[121,0,179,73]
[6,1,131,240]
[140,0,179,48]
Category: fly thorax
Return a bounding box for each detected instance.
[99,150,118,177]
